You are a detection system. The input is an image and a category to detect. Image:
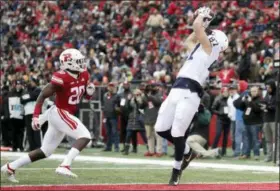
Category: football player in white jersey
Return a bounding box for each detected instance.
[154,7,229,185]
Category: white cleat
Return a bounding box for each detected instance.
[55,166,77,178]
[1,163,19,183]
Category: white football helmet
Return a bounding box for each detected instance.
[212,29,229,52]
[59,49,86,72]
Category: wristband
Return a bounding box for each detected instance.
[33,103,42,117]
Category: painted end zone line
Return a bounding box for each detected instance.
[1,152,279,173]
[1,183,279,191]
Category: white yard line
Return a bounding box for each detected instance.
[1,152,279,173]
[11,167,275,174]
[14,167,170,170]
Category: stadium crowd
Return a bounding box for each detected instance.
[0,1,279,165]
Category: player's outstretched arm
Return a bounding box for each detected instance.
[32,83,60,130]
[37,83,59,102]
[184,32,197,52]
[193,12,212,55]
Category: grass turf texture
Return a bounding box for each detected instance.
[1,146,279,186]
[1,159,279,185]
[56,146,277,166]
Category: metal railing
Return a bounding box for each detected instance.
[78,100,103,141]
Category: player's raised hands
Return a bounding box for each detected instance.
[194,7,214,28]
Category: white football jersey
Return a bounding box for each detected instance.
[177,30,228,85]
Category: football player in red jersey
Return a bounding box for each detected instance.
[1,49,96,182]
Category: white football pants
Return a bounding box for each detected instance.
[40,106,91,157]
[155,89,200,137]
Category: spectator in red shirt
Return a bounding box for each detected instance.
[219,61,236,84]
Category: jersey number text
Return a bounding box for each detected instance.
[209,37,219,46]
[69,86,85,105]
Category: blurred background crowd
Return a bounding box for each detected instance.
[0,1,279,165]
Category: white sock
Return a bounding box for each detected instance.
[173,160,182,170]
[184,141,190,155]
[61,148,80,167]
[9,155,31,170]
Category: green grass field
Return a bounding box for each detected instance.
[52,146,276,166]
[1,159,279,186]
[1,146,279,186]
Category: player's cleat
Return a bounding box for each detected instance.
[168,168,181,186]
[55,166,78,178]
[1,163,19,183]
[181,148,197,171]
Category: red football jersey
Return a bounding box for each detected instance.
[50,70,89,114]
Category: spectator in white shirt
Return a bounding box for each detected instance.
[227,84,240,154]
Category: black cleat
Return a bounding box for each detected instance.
[168,168,181,186]
[181,148,197,171]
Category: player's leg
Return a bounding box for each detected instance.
[1,123,64,183]
[187,135,219,158]
[171,94,200,165]
[53,108,91,176]
[169,92,200,186]
[154,98,176,143]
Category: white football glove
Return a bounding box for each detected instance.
[86,83,96,96]
[194,7,214,28]
[31,117,41,131]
